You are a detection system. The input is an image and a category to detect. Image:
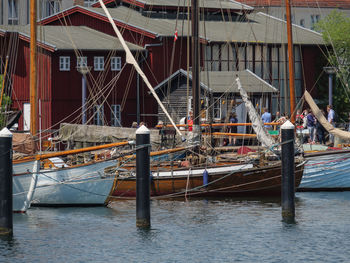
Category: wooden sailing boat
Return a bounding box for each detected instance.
[92,0,305,198]
[10,1,134,208]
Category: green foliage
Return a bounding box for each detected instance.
[315,11,350,122]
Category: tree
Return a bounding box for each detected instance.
[315,11,350,122]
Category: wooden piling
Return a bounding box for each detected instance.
[0,128,13,235]
[136,125,151,228]
[281,121,295,221]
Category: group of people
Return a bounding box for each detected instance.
[261,105,336,145]
[290,105,335,145]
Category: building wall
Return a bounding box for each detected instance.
[255,6,350,30]
[0,0,77,25]
[204,42,306,114]
[0,0,29,25]
[50,50,153,128]
[4,36,53,133]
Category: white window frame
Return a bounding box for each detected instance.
[94,56,104,71]
[59,56,70,71]
[76,56,87,69]
[93,104,104,126]
[45,0,60,17]
[8,0,18,25]
[111,56,122,71]
[111,104,121,127]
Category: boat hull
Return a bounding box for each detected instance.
[113,162,304,198]
[13,160,36,212]
[31,160,116,206]
[299,151,350,191]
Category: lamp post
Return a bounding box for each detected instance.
[77,66,91,124]
[323,66,337,106]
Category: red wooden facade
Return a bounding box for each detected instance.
[0,30,153,136]
[1,4,325,134]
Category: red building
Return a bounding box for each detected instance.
[40,2,325,117]
[1,1,326,135]
[0,25,145,135]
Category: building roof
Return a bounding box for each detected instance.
[235,0,350,9]
[200,69,278,93]
[94,0,254,12]
[84,6,323,44]
[0,25,144,52]
[154,68,277,93]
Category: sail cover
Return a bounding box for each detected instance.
[304,90,350,140]
[236,77,275,148]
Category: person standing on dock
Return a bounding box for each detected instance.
[316,110,327,144]
[295,109,304,143]
[327,105,335,144]
[307,110,316,143]
[261,108,272,130]
[228,112,238,146]
[188,110,193,132]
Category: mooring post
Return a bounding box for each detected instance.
[136,125,151,228]
[281,120,295,221]
[0,128,13,235]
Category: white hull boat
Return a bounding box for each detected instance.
[31,159,116,206]
[299,150,350,191]
[12,141,131,208]
[12,160,39,212]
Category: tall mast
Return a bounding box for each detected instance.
[191,0,200,138]
[285,0,296,122]
[30,0,37,135]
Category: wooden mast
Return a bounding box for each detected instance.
[285,0,296,122]
[30,0,37,135]
[191,0,200,138]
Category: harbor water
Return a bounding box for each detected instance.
[1,192,350,262]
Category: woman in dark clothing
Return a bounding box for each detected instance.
[229,113,238,146]
[316,110,327,144]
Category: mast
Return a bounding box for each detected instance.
[30,0,37,135]
[285,0,296,122]
[191,0,200,140]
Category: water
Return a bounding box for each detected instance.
[1,192,350,262]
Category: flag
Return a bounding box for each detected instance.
[174,30,178,42]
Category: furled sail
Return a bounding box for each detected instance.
[236,77,275,148]
[304,90,350,140]
[98,0,183,138]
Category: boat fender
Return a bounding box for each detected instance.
[203,169,209,187]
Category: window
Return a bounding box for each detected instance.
[93,105,104,126]
[94,56,104,71]
[111,104,121,127]
[44,0,60,17]
[84,0,97,7]
[311,15,320,29]
[59,56,70,71]
[8,0,18,25]
[111,57,121,71]
[76,56,87,69]
[300,19,305,27]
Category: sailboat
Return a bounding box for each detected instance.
[9,2,135,208]
[93,0,305,198]
[298,91,350,191]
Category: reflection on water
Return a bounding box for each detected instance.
[1,192,350,262]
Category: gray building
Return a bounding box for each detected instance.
[236,0,350,30]
[0,0,98,25]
